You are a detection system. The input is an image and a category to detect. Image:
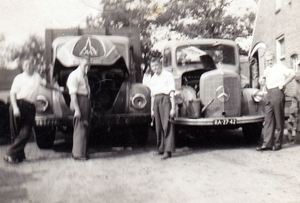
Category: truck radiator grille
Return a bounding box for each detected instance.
[200,72,241,118]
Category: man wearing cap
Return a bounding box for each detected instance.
[256,51,295,151]
[67,56,91,160]
[149,55,176,160]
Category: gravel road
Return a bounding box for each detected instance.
[1,128,300,203]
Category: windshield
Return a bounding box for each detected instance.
[176,44,236,67]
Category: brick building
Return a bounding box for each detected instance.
[250,0,300,137]
[250,0,298,98]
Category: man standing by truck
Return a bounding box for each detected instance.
[149,54,176,160]
[67,56,91,160]
[256,51,295,151]
[4,59,45,163]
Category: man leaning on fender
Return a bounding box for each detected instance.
[256,51,295,151]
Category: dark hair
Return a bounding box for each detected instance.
[149,50,162,62]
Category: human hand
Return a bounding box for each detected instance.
[170,108,175,118]
[151,110,154,119]
[74,110,81,119]
[278,84,285,90]
[13,107,20,117]
[259,77,266,85]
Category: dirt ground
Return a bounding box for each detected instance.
[1,128,300,203]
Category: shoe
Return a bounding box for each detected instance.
[256,146,271,151]
[161,152,171,160]
[111,147,124,151]
[124,147,133,151]
[272,146,282,151]
[153,151,163,156]
[72,155,88,161]
[3,155,20,164]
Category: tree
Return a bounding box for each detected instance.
[155,0,255,40]
[86,0,154,72]
[86,0,256,59]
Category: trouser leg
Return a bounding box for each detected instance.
[7,101,35,159]
[273,91,285,147]
[72,95,90,157]
[154,97,164,153]
[160,96,174,152]
[263,100,275,148]
[154,95,175,153]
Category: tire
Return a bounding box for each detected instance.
[242,122,263,143]
[132,124,149,147]
[34,126,56,149]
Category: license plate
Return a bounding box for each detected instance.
[213,118,237,125]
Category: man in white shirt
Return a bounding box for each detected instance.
[67,56,91,160]
[256,51,295,151]
[4,59,47,163]
[149,56,176,160]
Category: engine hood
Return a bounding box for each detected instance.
[55,36,122,67]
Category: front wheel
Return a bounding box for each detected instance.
[34,126,56,149]
[242,123,263,143]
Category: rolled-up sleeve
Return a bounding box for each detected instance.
[10,75,20,94]
[67,74,78,95]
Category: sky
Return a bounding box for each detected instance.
[0,0,257,46]
[0,0,100,45]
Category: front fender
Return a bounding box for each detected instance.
[36,85,72,118]
[241,88,265,116]
[128,83,151,113]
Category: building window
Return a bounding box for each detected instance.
[275,0,282,12]
[291,54,299,72]
[276,35,285,62]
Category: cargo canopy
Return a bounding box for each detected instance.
[55,36,122,67]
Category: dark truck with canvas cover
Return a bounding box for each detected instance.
[0,68,21,140]
[162,39,265,142]
[34,28,151,149]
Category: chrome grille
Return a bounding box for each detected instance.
[200,70,241,118]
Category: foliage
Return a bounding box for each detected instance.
[86,0,256,61]
[155,0,255,40]
[1,35,45,75]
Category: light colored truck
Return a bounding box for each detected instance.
[162,39,265,142]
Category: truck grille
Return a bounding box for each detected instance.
[200,70,241,118]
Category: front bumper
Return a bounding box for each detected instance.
[35,115,73,127]
[35,113,152,127]
[173,115,265,126]
[95,113,151,126]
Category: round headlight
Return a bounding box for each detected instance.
[174,91,185,104]
[36,95,49,112]
[131,93,147,110]
[252,89,264,102]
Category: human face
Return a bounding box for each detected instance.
[265,54,274,68]
[151,60,162,75]
[23,60,34,76]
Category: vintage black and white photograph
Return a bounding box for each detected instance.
[1,0,300,202]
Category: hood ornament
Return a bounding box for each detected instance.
[79,37,98,57]
[216,85,230,102]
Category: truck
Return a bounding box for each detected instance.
[0,68,21,141]
[161,39,265,142]
[34,27,151,149]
